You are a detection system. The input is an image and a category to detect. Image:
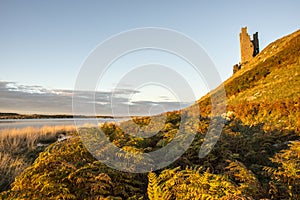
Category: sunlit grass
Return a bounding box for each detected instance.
[0,125,77,191]
[0,125,76,151]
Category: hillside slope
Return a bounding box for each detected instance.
[1,29,299,200]
[198,29,300,130]
[226,29,300,102]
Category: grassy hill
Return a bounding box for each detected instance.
[198,29,300,131]
[1,29,299,199]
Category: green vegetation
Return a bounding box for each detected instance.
[0,29,299,199]
[198,29,300,131]
[0,137,146,199]
[1,117,298,199]
[0,126,76,192]
[147,165,257,200]
[264,141,300,199]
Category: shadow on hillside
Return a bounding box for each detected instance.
[172,119,299,176]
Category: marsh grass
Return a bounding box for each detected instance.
[0,125,77,191]
[0,126,76,155]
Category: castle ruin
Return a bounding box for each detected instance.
[233,27,260,74]
[240,27,259,64]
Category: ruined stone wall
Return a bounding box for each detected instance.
[252,32,259,56]
[240,27,254,63]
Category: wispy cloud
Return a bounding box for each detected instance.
[0,81,193,116]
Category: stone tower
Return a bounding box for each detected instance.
[240,27,259,64]
[252,32,259,57]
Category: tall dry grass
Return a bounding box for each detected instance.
[0,152,26,191]
[0,125,76,151]
[0,125,77,191]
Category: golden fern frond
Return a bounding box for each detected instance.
[147,172,171,200]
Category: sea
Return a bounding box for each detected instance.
[0,118,125,129]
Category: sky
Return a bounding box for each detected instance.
[0,0,299,115]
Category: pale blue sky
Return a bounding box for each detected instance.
[0,0,299,114]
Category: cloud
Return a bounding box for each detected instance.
[0,81,193,116]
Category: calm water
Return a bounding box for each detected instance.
[0,118,123,129]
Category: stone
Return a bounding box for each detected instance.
[240,27,259,64]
